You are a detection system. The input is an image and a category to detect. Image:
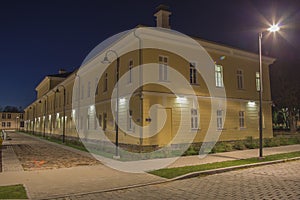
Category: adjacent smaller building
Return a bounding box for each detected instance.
[0,112,24,131]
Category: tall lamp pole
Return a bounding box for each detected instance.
[258,24,280,158]
[102,50,120,159]
[56,85,66,143]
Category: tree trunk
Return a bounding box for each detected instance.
[289,115,297,133]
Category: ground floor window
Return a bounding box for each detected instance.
[239,111,245,128]
[217,110,223,130]
[191,109,199,130]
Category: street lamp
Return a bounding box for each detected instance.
[29,104,36,135]
[258,23,280,158]
[102,49,120,159]
[56,85,66,143]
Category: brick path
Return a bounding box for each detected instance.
[51,160,300,200]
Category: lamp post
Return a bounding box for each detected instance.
[102,49,120,159]
[56,85,66,143]
[30,105,36,135]
[258,24,280,158]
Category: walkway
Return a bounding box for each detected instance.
[0,132,299,199]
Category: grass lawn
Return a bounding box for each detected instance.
[0,184,28,199]
[149,151,300,179]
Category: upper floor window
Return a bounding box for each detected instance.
[256,72,260,91]
[1,122,5,127]
[237,69,244,89]
[159,55,168,81]
[7,114,11,119]
[128,110,133,131]
[190,62,197,84]
[2,113,6,119]
[7,122,11,127]
[95,78,99,95]
[103,73,108,92]
[215,65,223,87]
[128,60,133,84]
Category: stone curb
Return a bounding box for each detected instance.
[39,156,300,200]
[171,156,300,180]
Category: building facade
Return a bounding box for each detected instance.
[24,7,275,148]
[0,112,24,131]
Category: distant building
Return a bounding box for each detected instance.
[24,6,275,147]
[0,111,24,131]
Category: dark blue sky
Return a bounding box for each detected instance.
[0,0,299,109]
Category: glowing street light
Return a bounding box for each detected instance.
[267,24,280,32]
[258,23,280,158]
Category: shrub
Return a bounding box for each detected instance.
[264,137,280,147]
[233,140,247,150]
[245,136,259,149]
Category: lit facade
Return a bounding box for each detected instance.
[24,7,275,147]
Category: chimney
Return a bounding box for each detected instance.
[154,4,171,29]
[58,69,67,74]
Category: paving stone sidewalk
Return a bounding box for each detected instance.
[0,132,299,199]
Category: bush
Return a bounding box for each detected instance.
[211,142,233,153]
[245,136,259,149]
[264,137,281,147]
[233,140,247,150]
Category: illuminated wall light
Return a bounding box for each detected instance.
[176,96,187,103]
[220,55,226,60]
[120,97,126,104]
[248,101,256,107]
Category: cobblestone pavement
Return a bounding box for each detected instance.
[8,132,100,170]
[52,161,300,200]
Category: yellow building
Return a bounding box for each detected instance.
[0,112,24,131]
[24,6,275,148]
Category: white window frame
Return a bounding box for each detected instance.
[103,73,108,92]
[191,108,199,130]
[128,110,133,131]
[256,72,260,91]
[239,111,245,129]
[190,62,197,84]
[237,69,244,89]
[159,55,168,82]
[128,59,133,84]
[215,65,224,87]
[217,110,223,130]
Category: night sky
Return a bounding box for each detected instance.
[0,0,299,109]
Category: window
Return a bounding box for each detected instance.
[128,110,133,131]
[2,113,6,119]
[191,109,199,129]
[215,65,223,87]
[190,62,197,84]
[237,69,244,89]
[256,72,260,91]
[95,78,99,95]
[217,110,223,130]
[7,122,11,127]
[128,60,133,84]
[98,114,102,127]
[1,122,5,127]
[7,114,11,119]
[159,55,168,81]
[103,73,108,92]
[239,111,245,128]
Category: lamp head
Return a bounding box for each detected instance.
[101,56,111,64]
[268,24,280,32]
